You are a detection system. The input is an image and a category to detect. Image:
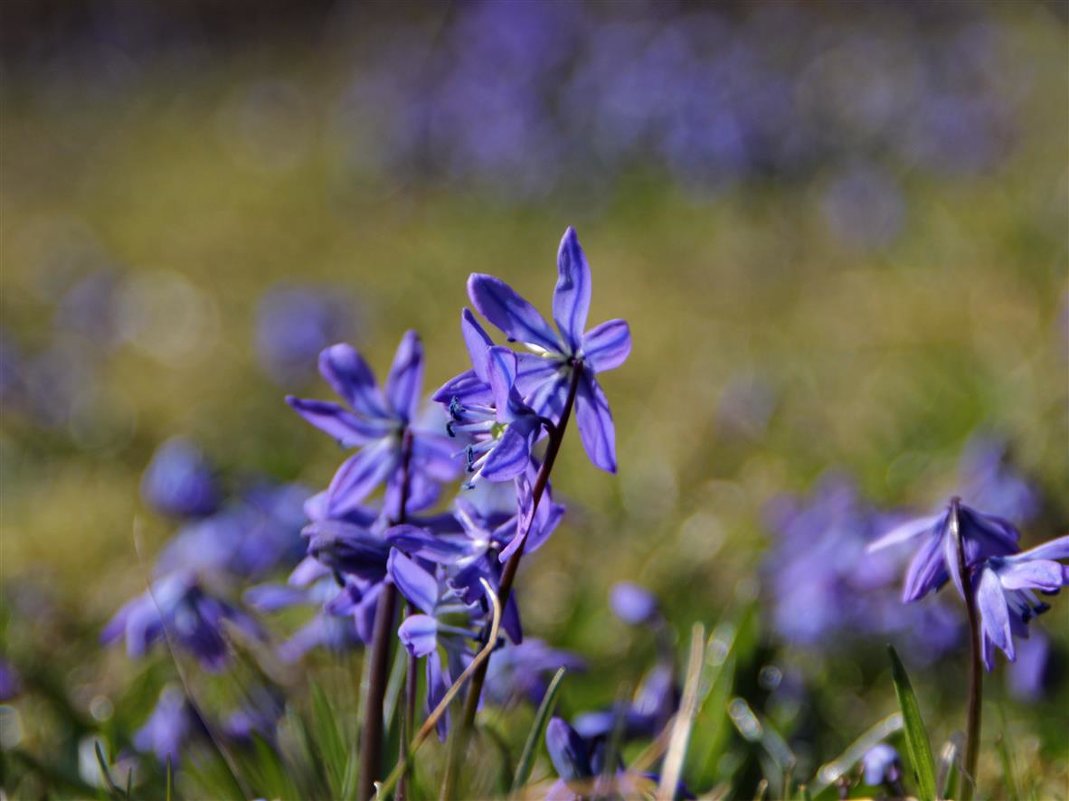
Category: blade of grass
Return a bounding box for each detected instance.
[657,623,706,801]
[510,666,567,794]
[887,645,937,801]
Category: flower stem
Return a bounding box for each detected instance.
[439,363,584,800]
[359,431,414,801]
[951,498,983,801]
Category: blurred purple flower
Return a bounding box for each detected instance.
[255,285,353,386]
[141,437,221,519]
[0,658,22,701]
[862,743,903,789]
[482,639,585,706]
[957,435,1040,524]
[1007,631,1053,702]
[102,572,260,671]
[134,686,204,764]
[610,582,660,626]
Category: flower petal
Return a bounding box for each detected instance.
[326,439,398,515]
[867,513,942,553]
[997,560,1068,592]
[902,531,948,602]
[318,344,388,418]
[1013,535,1069,563]
[412,432,463,481]
[553,227,591,352]
[462,308,495,384]
[976,566,1014,660]
[481,416,539,482]
[487,346,520,417]
[385,330,423,423]
[582,319,631,373]
[286,397,386,446]
[575,371,617,473]
[398,614,439,658]
[432,369,494,407]
[468,273,559,352]
[545,717,592,781]
[387,549,439,615]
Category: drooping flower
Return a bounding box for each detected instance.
[465,227,631,472]
[973,536,1069,670]
[101,572,260,671]
[867,497,1019,603]
[286,332,458,516]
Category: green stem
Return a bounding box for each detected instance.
[951,498,983,801]
[439,362,584,800]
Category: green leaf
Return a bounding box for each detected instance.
[311,682,349,797]
[887,645,937,801]
[510,666,567,794]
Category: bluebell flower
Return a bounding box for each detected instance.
[867,497,1019,602]
[388,550,484,659]
[861,743,903,789]
[102,572,261,671]
[973,536,1069,670]
[610,582,660,626]
[466,227,631,472]
[1007,631,1053,702]
[134,686,204,764]
[956,435,1040,524]
[574,662,676,742]
[286,332,458,516]
[482,640,585,706]
[255,284,353,386]
[141,437,221,519]
[155,483,310,580]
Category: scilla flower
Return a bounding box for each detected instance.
[466,227,631,472]
[974,536,1069,670]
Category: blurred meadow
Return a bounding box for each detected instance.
[2,1,1068,799]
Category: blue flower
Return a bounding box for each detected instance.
[610,582,660,626]
[974,536,1069,670]
[101,572,260,671]
[867,498,1019,602]
[465,227,631,472]
[862,743,902,788]
[140,437,221,519]
[287,332,458,516]
[134,686,204,764]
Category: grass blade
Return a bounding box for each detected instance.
[887,645,937,801]
[657,623,706,801]
[510,666,567,794]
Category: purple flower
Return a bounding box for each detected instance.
[862,743,903,788]
[465,227,631,472]
[0,658,22,702]
[957,435,1040,524]
[286,332,458,516]
[102,572,261,671]
[1007,631,1052,702]
[155,483,310,580]
[482,640,585,706]
[610,582,659,626]
[141,437,221,519]
[868,498,1020,602]
[255,284,353,386]
[974,536,1069,670]
[134,686,204,764]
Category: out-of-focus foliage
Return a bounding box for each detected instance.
[2,1,1066,799]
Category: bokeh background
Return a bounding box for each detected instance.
[2,1,1067,798]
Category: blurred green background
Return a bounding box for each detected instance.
[2,1,1067,798]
